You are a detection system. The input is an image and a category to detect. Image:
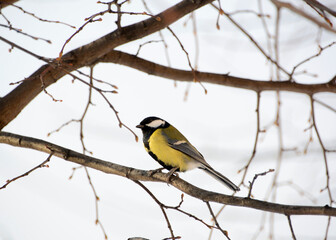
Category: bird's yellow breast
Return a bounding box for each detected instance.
[148,128,191,172]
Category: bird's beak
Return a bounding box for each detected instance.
[136,124,143,129]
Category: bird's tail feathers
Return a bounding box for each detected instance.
[200,166,240,192]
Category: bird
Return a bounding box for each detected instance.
[136,116,240,192]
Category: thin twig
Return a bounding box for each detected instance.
[303,113,313,154]
[304,0,336,17]
[211,3,292,78]
[324,216,331,240]
[310,96,333,205]
[39,66,63,102]
[183,12,199,101]
[205,202,230,240]
[251,211,267,240]
[238,91,262,186]
[133,180,214,234]
[114,0,122,30]
[59,0,158,59]
[276,180,318,204]
[58,17,102,60]
[11,4,76,28]
[248,169,275,198]
[78,66,94,154]
[56,68,138,141]
[310,96,334,240]
[135,40,164,56]
[214,0,223,30]
[68,166,83,180]
[84,167,108,239]
[286,215,297,240]
[75,69,118,90]
[314,97,336,114]
[166,26,207,94]
[310,96,334,208]
[0,153,52,190]
[0,36,52,62]
[271,0,336,33]
[165,194,214,229]
[0,23,52,43]
[303,0,335,25]
[228,9,270,17]
[289,41,336,81]
[76,66,107,239]
[258,0,273,71]
[47,119,80,137]
[268,8,285,238]
[140,0,172,67]
[133,180,178,240]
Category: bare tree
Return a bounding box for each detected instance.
[0,0,335,239]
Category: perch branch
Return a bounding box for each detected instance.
[1,131,335,217]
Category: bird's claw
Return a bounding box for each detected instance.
[165,167,179,183]
[148,167,165,177]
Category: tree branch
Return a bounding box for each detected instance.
[100,50,336,94]
[0,0,214,130]
[1,131,335,217]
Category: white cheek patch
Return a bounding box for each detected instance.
[146,119,165,128]
[173,140,187,145]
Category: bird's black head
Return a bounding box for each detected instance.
[136,117,170,143]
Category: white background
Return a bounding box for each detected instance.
[0,0,336,239]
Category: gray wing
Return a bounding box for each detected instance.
[166,138,211,167]
[166,136,240,191]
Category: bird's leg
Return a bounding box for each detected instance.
[148,167,165,177]
[166,167,179,182]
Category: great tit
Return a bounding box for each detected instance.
[136,116,240,192]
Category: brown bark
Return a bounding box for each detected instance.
[0,0,18,10]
